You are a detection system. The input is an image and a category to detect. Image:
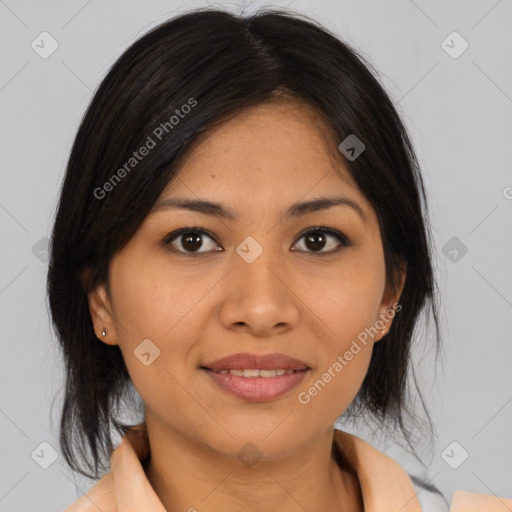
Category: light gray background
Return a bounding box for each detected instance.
[1,1,511,510]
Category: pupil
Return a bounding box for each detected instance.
[179,231,327,252]
[182,232,202,251]
[305,232,326,251]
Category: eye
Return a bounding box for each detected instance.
[292,225,352,255]
[162,225,222,256]
[162,223,352,257]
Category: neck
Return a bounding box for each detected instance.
[143,415,363,512]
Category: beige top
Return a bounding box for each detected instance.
[64,424,511,511]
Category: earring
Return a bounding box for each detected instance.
[101,327,108,337]
[380,327,386,336]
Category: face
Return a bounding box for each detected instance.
[87,100,405,459]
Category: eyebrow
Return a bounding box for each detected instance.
[150,196,367,223]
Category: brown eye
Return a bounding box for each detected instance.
[163,228,222,255]
[292,226,351,254]
[162,225,351,257]
[179,232,204,252]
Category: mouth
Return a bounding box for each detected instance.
[202,352,309,372]
[201,352,310,402]
[206,368,304,377]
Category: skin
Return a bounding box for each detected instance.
[87,100,405,512]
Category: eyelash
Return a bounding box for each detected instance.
[161,223,352,257]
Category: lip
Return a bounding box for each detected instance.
[203,367,310,402]
[202,352,309,371]
[201,352,310,402]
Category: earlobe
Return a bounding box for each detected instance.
[376,266,407,341]
[87,283,118,346]
[374,302,396,343]
[375,305,395,342]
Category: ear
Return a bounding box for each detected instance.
[375,264,407,342]
[83,270,119,346]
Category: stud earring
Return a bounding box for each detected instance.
[101,328,108,337]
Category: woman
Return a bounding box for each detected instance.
[46,7,510,511]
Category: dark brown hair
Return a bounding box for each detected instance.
[47,6,441,481]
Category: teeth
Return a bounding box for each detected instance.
[243,369,260,377]
[212,368,298,377]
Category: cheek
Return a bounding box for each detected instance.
[295,338,373,426]
[293,258,385,422]
[304,254,386,345]
[109,248,208,340]
[107,252,214,401]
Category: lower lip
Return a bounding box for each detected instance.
[203,368,309,402]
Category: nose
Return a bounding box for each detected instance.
[218,245,301,337]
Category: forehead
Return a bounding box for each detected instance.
[154,100,376,227]
[177,100,350,183]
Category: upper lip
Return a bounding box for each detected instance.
[202,353,309,371]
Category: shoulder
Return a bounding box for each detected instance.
[450,490,512,511]
[333,429,423,511]
[333,429,512,512]
[63,426,166,511]
[63,473,116,512]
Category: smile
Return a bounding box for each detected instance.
[203,367,309,401]
[210,368,300,377]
